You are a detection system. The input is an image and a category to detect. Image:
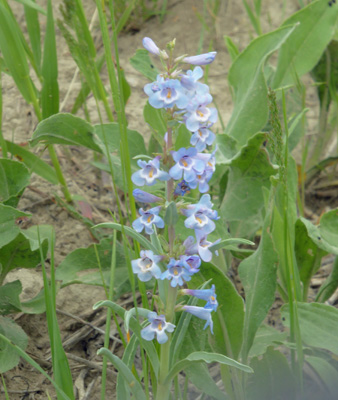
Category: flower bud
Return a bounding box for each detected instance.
[132,189,162,203]
[143,37,161,55]
[183,51,217,66]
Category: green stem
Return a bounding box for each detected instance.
[48,145,72,202]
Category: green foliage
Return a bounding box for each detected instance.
[0,159,30,205]
[0,316,28,373]
[272,0,338,88]
[130,49,159,81]
[248,325,287,358]
[226,25,295,145]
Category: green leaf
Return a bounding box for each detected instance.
[93,223,159,254]
[175,124,191,150]
[306,356,338,398]
[295,218,326,297]
[0,281,22,315]
[220,133,276,238]
[5,141,58,184]
[210,237,255,252]
[215,134,238,164]
[130,49,159,81]
[316,256,338,302]
[41,0,59,119]
[0,3,37,103]
[272,0,338,88]
[0,232,48,279]
[248,324,287,358]
[224,35,239,62]
[239,216,279,361]
[281,302,338,355]
[0,159,30,204]
[124,307,150,333]
[24,0,42,73]
[164,201,179,226]
[20,287,48,314]
[226,25,295,145]
[144,102,166,143]
[165,351,253,384]
[30,113,102,152]
[14,0,46,14]
[94,123,147,160]
[246,348,296,400]
[0,205,30,249]
[0,316,28,373]
[55,238,129,295]
[299,208,338,255]
[98,348,146,400]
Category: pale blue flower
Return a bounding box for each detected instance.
[132,157,170,186]
[182,284,218,311]
[184,230,220,262]
[180,67,209,94]
[190,126,216,152]
[132,250,162,282]
[183,305,214,333]
[142,37,161,55]
[185,102,218,133]
[169,147,205,183]
[174,180,192,197]
[182,194,219,234]
[141,312,175,344]
[183,51,217,66]
[144,77,189,109]
[133,189,162,204]
[179,254,201,274]
[132,206,164,235]
[161,258,192,287]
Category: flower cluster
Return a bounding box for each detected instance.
[130,37,220,343]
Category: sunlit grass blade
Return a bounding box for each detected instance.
[41,0,59,118]
[0,2,39,114]
[38,228,75,400]
[14,0,46,14]
[24,0,42,75]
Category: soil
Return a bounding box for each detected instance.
[1,0,337,399]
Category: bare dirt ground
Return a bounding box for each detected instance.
[2,0,336,398]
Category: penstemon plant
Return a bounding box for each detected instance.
[132,37,220,398]
[94,37,252,399]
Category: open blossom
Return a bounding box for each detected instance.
[132,157,170,186]
[184,230,220,262]
[184,99,218,133]
[179,254,201,274]
[141,312,175,344]
[183,305,214,333]
[132,250,162,282]
[144,76,189,109]
[180,66,209,93]
[161,258,192,287]
[182,194,219,234]
[190,126,216,152]
[132,206,164,235]
[182,284,218,311]
[169,147,205,183]
[183,51,217,66]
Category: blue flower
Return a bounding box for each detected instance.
[183,305,214,333]
[185,101,218,133]
[184,230,220,262]
[132,157,170,186]
[144,77,189,109]
[183,51,217,66]
[169,147,205,183]
[161,258,192,287]
[182,284,218,311]
[133,189,162,204]
[174,180,191,197]
[190,126,216,152]
[132,250,162,282]
[179,254,201,274]
[141,312,175,344]
[132,206,164,235]
[182,194,219,234]
[187,169,212,194]
[180,67,209,93]
[142,37,161,55]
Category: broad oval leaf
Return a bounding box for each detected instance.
[0,159,30,204]
[0,205,30,249]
